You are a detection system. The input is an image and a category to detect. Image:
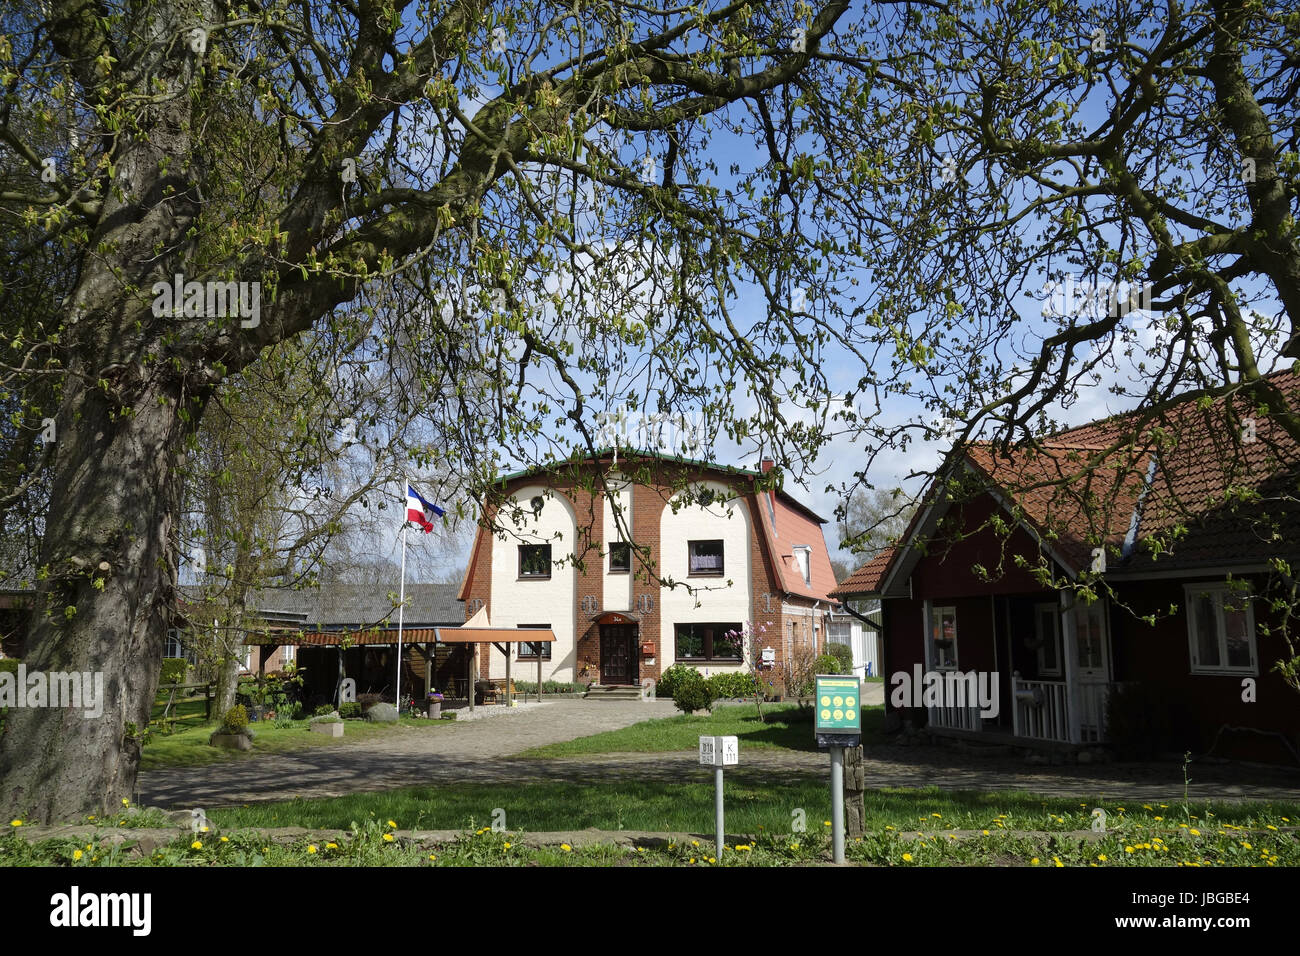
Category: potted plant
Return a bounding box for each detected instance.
[309,711,344,737]
[209,704,255,751]
[426,691,444,719]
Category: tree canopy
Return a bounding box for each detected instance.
[1,0,1297,818]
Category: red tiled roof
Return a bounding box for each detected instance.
[835,367,1300,589]
[829,547,897,598]
[244,627,555,646]
[761,492,840,601]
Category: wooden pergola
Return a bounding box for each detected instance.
[432,626,556,711]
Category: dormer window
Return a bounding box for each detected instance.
[793,546,811,586]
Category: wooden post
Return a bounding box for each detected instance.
[505,642,512,706]
[205,682,212,720]
[468,643,475,713]
[425,643,433,698]
[537,654,542,703]
[845,743,866,839]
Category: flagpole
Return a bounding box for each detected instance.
[397,490,408,713]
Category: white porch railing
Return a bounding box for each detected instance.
[927,701,983,732]
[1011,674,1071,742]
[1077,681,1114,744]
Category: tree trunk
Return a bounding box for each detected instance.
[845,744,866,839]
[212,649,242,723]
[0,372,187,821]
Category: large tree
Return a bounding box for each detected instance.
[0,0,859,819]
[2,0,1297,820]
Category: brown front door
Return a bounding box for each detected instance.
[600,624,638,685]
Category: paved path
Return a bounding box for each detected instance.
[139,696,1300,809]
[138,699,678,808]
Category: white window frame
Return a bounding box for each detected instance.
[1185,583,1258,676]
[928,604,959,671]
[793,545,812,586]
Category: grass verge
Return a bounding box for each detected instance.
[140,716,449,771]
[516,702,884,758]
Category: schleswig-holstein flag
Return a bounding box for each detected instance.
[405,483,445,532]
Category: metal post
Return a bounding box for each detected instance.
[714,765,725,860]
[830,745,845,864]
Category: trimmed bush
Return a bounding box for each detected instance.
[706,671,757,699]
[221,705,249,731]
[160,657,190,686]
[813,653,846,676]
[310,711,342,724]
[672,674,715,714]
[339,702,362,719]
[363,702,399,723]
[313,703,336,717]
[826,642,854,673]
[656,663,703,700]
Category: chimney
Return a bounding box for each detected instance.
[760,458,774,474]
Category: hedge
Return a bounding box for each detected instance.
[160,657,191,686]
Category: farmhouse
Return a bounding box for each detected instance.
[834,369,1300,765]
[457,451,840,691]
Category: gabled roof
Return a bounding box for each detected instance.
[834,366,1300,594]
[829,547,897,599]
[243,582,464,629]
[467,451,839,603]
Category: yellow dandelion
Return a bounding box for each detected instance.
[982,829,990,836]
[191,840,202,850]
[1097,854,1107,861]
[790,843,799,851]
[1125,846,1134,854]
[383,833,394,842]
[1189,828,1200,836]
[121,799,129,807]
[885,826,894,831]
[824,820,831,827]
[326,842,338,849]
[1053,856,1063,867]
[931,813,942,818]
[429,854,437,861]
[73,849,83,861]
[1266,825,1278,831]
[503,842,512,849]
[561,844,572,852]
[220,836,229,843]
[708,857,715,863]
[307,845,318,854]
[9,820,20,827]
[387,820,397,828]
[1031,857,1040,865]
[902,852,913,862]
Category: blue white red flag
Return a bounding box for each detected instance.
[405,483,445,532]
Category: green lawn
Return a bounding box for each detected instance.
[203,777,1300,839]
[140,716,449,770]
[516,702,885,758]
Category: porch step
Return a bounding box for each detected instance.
[583,684,643,700]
